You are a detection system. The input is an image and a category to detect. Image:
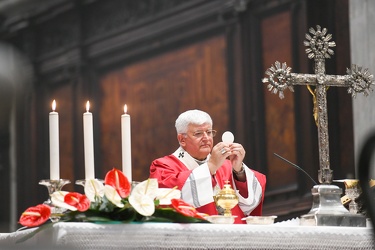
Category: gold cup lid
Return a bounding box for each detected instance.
[344,179,359,189]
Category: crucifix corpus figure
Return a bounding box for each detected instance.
[262,25,374,185]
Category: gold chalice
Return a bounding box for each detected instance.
[215,181,238,217]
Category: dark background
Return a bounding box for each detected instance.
[0,0,353,231]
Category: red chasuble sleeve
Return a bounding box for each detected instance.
[232,169,267,214]
[150,155,192,190]
[150,154,266,224]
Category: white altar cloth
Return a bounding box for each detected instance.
[0,221,374,249]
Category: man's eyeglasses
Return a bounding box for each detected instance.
[190,129,217,138]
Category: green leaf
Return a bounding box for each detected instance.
[99,196,116,212]
[110,207,137,222]
[153,208,209,223]
[140,216,174,223]
[85,216,115,222]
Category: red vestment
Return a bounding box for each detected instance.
[150,152,266,224]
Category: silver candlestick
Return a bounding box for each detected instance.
[39,179,71,222]
[344,180,361,214]
[76,179,139,189]
[75,179,104,187]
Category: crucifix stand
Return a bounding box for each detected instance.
[263,26,374,227]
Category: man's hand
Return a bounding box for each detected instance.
[207,142,231,175]
[228,143,245,172]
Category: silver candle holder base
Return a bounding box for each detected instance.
[75,179,104,187]
[39,179,71,222]
[300,184,366,227]
[76,179,139,189]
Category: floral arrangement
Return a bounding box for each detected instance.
[19,168,208,229]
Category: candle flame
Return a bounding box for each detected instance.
[86,101,90,112]
[52,100,56,111]
[124,104,128,114]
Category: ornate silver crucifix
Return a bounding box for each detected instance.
[262,25,374,185]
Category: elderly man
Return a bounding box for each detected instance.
[149,109,266,224]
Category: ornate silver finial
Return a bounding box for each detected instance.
[347,64,374,97]
[304,25,336,59]
[262,61,293,99]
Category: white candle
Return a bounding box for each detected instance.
[49,100,60,180]
[121,104,132,182]
[83,101,95,180]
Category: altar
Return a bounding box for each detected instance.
[1,220,374,249]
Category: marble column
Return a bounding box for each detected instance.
[350,0,375,176]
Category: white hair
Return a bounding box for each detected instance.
[175,109,213,134]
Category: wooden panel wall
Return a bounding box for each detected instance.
[261,11,297,189]
[98,35,229,181]
[241,1,315,218]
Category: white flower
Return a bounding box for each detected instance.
[51,191,77,211]
[156,188,181,205]
[84,179,105,202]
[129,194,155,216]
[104,185,124,208]
[128,179,159,216]
[131,179,159,199]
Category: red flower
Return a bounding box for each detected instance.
[104,168,131,198]
[19,204,51,227]
[171,199,205,220]
[64,192,90,212]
